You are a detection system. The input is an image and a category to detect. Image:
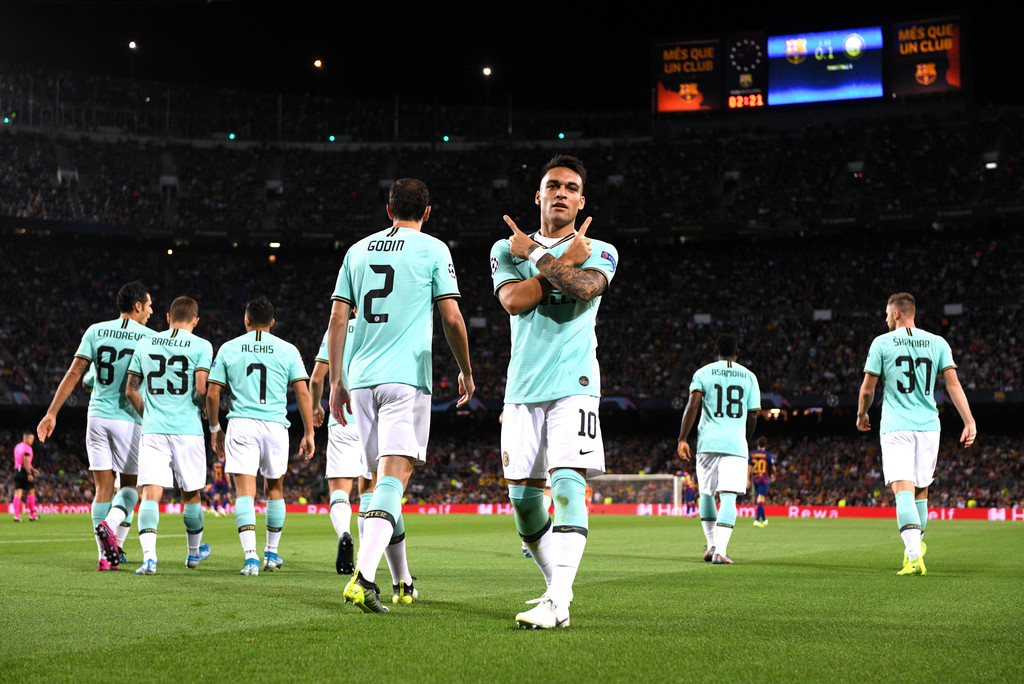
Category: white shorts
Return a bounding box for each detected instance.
[86,417,142,475]
[696,453,748,495]
[224,418,289,480]
[352,384,431,471]
[327,422,369,479]
[137,434,208,492]
[500,396,605,480]
[880,430,940,487]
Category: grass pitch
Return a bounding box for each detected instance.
[1,513,1022,683]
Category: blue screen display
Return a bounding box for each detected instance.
[767,27,884,106]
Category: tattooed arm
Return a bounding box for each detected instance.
[125,373,145,417]
[529,245,608,301]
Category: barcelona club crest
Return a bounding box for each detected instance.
[915,62,937,86]
[677,83,701,103]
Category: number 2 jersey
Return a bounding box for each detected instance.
[127,328,213,436]
[863,326,955,434]
[74,317,155,424]
[331,226,460,393]
[689,359,761,458]
[208,330,308,427]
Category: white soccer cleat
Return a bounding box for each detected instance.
[515,594,570,629]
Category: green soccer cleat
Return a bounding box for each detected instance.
[903,541,927,566]
[344,572,390,614]
[896,556,927,576]
[393,577,418,604]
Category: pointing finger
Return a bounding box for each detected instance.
[503,215,526,236]
[575,216,592,238]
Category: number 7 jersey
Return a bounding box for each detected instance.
[209,330,308,427]
[689,359,761,458]
[331,226,460,393]
[863,326,955,434]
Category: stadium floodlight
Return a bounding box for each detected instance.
[482,67,492,77]
[129,41,137,50]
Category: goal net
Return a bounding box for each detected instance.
[589,473,682,508]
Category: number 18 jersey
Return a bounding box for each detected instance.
[689,359,761,458]
[331,226,460,393]
[863,326,955,434]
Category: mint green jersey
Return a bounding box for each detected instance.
[127,328,213,436]
[331,226,460,393]
[209,330,308,427]
[689,360,761,458]
[864,326,956,433]
[73,317,154,423]
[314,321,357,428]
[490,232,618,403]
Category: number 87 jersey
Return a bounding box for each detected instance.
[331,226,460,393]
[863,327,955,434]
[74,317,155,423]
[689,359,761,458]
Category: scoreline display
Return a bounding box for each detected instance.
[654,16,961,113]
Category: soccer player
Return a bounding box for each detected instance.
[748,436,776,527]
[491,154,618,629]
[330,178,474,614]
[857,292,976,576]
[123,296,214,574]
[679,470,697,517]
[677,334,761,565]
[12,431,39,522]
[207,296,315,576]
[207,457,231,516]
[37,281,154,570]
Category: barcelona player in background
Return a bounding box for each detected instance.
[748,436,775,527]
[205,457,231,516]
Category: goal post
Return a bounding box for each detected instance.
[589,473,682,508]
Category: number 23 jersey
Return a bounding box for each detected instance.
[863,327,955,434]
[689,360,761,458]
[127,328,213,436]
[332,226,460,393]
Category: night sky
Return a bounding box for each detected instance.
[0,2,1008,109]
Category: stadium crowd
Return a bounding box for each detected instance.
[3,62,1023,512]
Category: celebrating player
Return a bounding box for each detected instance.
[857,292,976,576]
[37,281,154,570]
[491,154,618,629]
[12,431,39,522]
[206,296,316,576]
[331,178,474,614]
[748,436,776,527]
[123,296,213,574]
[677,334,761,565]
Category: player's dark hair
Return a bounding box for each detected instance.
[169,296,198,323]
[541,154,587,188]
[388,178,430,221]
[888,292,916,316]
[715,334,738,358]
[116,281,149,314]
[245,296,275,326]
[23,429,34,439]
[756,436,767,448]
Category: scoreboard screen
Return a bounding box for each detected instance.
[653,16,959,113]
[766,27,884,106]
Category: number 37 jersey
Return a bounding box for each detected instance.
[689,360,761,458]
[332,226,460,393]
[127,329,213,436]
[863,327,955,434]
